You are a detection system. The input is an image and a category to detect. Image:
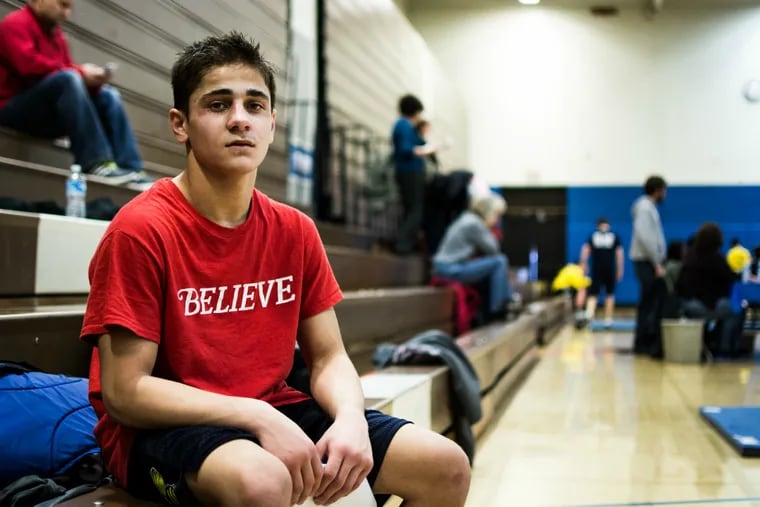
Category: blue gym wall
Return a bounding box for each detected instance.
[567,186,760,305]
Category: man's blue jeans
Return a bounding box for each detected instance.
[0,70,142,171]
[434,254,511,314]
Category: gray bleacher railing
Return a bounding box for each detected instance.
[321,105,400,242]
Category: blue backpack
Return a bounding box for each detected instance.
[0,362,101,487]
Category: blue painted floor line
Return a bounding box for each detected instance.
[555,497,760,507]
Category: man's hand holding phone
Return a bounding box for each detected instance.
[103,62,117,83]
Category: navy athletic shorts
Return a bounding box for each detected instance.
[589,270,616,296]
[126,398,410,506]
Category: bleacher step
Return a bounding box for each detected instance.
[0,210,410,297]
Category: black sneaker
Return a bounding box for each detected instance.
[87,161,137,185]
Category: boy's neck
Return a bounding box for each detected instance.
[173,161,257,228]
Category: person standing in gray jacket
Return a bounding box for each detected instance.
[433,193,510,320]
[630,175,667,356]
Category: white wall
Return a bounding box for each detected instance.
[409,5,760,186]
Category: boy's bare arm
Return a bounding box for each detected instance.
[298,308,364,419]
[580,243,591,272]
[98,328,271,431]
[298,308,372,504]
[99,327,323,502]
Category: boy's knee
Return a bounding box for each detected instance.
[217,457,292,506]
[412,439,471,500]
[436,442,471,493]
[231,460,293,506]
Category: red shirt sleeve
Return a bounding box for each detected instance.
[299,216,342,320]
[81,230,165,345]
[0,18,75,80]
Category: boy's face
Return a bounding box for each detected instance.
[170,64,276,177]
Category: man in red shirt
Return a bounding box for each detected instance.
[0,0,149,186]
[81,32,471,506]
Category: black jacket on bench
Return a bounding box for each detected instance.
[373,330,482,463]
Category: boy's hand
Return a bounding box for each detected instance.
[313,411,373,505]
[254,407,324,505]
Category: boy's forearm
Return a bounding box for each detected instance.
[309,354,365,420]
[104,374,273,434]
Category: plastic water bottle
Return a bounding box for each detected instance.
[65,164,87,218]
[528,246,539,282]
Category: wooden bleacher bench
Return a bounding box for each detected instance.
[360,297,567,438]
[0,208,421,295]
[0,286,453,378]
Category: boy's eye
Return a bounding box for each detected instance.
[247,102,265,112]
[209,101,228,111]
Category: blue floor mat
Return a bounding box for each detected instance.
[700,406,760,457]
[588,319,636,332]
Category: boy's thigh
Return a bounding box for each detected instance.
[127,425,261,506]
[372,424,468,497]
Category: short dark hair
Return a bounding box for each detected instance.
[398,94,423,117]
[597,217,608,226]
[694,222,723,255]
[730,237,740,247]
[643,175,667,196]
[171,32,276,116]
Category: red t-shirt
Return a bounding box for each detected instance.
[81,179,343,486]
[0,5,82,108]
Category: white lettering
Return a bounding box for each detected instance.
[199,287,216,315]
[239,282,258,311]
[592,231,616,249]
[257,279,275,308]
[214,285,230,314]
[229,284,242,312]
[275,275,295,305]
[177,276,297,316]
[177,288,201,316]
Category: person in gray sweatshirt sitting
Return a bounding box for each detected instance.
[630,175,667,356]
[432,193,510,321]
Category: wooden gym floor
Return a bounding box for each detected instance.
[466,324,760,507]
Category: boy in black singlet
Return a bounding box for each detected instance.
[580,218,624,327]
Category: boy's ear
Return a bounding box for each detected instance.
[168,108,189,144]
[268,108,277,143]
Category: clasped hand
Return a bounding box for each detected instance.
[258,411,373,505]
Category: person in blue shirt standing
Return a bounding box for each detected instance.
[580,218,624,327]
[392,94,438,255]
